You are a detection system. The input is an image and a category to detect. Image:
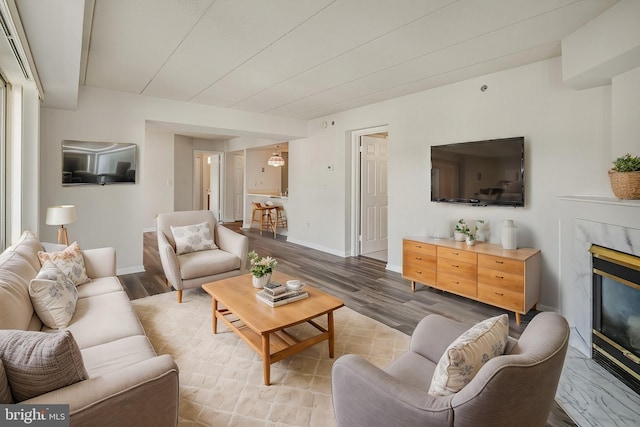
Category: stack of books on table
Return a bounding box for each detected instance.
[256,282,308,307]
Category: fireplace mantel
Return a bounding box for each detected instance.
[559,195,640,208]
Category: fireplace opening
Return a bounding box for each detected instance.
[591,245,640,395]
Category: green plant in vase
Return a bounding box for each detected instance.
[248,250,277,288]
[454,219,467,241]
[609,153,640,199]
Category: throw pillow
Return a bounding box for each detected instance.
[428,314,509,396]
[0,359,13,404]
[0,330,88,402]
[29,261,79,329]
[170,221,217,255]
[38,241,90,286]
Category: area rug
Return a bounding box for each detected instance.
[131,289,411,426]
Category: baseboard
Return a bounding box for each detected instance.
[386,263,401,273]
[143,227,156,233]
[285,238,349,257]
[117,265,145,275]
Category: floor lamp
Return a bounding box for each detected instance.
[46,205,77,246]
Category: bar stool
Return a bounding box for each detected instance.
[251,202,274,237]
[273,206,287,229]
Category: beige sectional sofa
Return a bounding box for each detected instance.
[0,231,179,426]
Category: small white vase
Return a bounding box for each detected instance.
[465,237,476,246]
[252,273,272,289]
[501,220,517,250]
[454,231,466,242]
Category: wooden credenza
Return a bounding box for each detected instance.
[403,237,541,324]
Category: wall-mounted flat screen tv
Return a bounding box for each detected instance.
[431,137,524,207]
[62,140,137,186]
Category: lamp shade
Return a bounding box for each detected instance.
[45,205,78,226]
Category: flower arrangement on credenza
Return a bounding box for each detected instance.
[460,220,484,246]
[248,250,277,288]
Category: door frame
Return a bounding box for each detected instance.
[193,150,225,221]
[349,125,389,257]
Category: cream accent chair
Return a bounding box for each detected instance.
[332,312,569,427]
[157,210,248,303]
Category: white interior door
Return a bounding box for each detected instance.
[234,154,244,221]
[360,135,388,254]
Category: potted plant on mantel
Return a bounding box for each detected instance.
[609,153,640,200]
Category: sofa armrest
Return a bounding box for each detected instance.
[82,248,116,278]
[409,314,470,363]
[216,225,249,271]
[332,354,453,427]
[157,231,181,289]
[24,355,179,427]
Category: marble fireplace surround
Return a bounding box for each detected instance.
[552,217,640,426]
[573,219,640,356]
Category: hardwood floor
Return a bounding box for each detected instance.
[118,222,575,426]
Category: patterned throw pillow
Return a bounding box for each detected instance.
[170,222,218,255]
[38,241,90,286]
[29,261,78,329]
[0,359,13,404]
[0,330,88,402]
[428,314,509,396]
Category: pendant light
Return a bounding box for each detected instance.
[267,146,285,167]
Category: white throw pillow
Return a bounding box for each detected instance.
[29,261,78,329]
[428,314,509,396]
[38,241,90,286]
[170,222,217,255]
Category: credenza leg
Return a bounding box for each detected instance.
[515,312,521,325]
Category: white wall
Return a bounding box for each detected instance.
[143,129,174,231]
[40,86,307,273]
[612,66,640,156]
[286,57,613,313]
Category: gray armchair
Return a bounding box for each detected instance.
[332,312,569,427]
[157,210,248,303]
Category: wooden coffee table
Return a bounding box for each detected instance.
[202,271,344,385]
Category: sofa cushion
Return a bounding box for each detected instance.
[0,251,38,330]
[76,276,124,299]
[29,261,78,329]
[170,221,217,255]
[429,314,508,396]
[42,291,145,349]
[177,249,240,280]
[81,335,157,378]
[0,359,12,403]
[0,330,88,402]
[38,241,90,286]
[7,231,43,272]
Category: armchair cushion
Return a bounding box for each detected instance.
[38,242,90,286]
[177,249,240,280]
[170,221,217,255]
[429,314,509,396]
[29,261,78,329]
[0,330,88,402]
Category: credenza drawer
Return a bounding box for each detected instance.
[403,241,436,256]
[478,267,524,292]
[478,283,523,312]
[404,250,437,269]
[437,258,476,279]
[403,266,436,285]
[437,272,476,298]
[437,247,477,264]
[478,254,523,275]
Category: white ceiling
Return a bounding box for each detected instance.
[15,0,617,121]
